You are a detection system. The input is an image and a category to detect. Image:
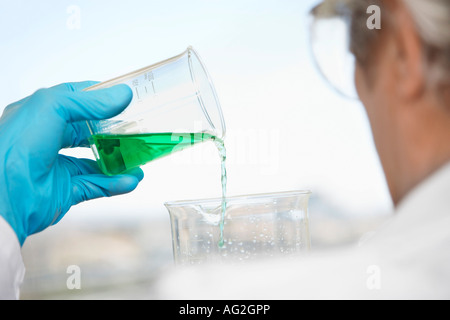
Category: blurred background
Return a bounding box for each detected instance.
[1,0,392,299]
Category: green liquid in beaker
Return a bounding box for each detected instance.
[89,132,215,175]
[89,131,228,248]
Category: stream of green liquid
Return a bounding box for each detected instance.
[89,132,227,247]
[214,139,227,248]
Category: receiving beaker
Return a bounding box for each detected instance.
[165,190,311,265]
[85,46,226,175]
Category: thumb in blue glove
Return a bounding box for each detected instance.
[0,81,144,246]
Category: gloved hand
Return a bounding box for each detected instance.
[0,81,144,246]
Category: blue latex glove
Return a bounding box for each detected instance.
[0,81,144,246]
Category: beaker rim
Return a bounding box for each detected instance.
[187,46,226,139]
[164,190,312,207]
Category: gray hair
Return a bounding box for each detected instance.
[350,0,450,88]
[403,0,450,88]
[311,0,450,91]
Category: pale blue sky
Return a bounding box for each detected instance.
[0,0,392,221]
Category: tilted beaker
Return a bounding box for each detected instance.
[85,46,225,175]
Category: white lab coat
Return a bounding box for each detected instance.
[0,217,25,300]
[155,162,450,299]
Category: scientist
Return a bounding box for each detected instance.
[0,82,144,299]
[156,0,450,299]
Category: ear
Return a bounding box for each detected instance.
[389,1,426,100]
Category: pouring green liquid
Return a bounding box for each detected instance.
[89,132,227,247]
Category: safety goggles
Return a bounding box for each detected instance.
[308,0,360,99]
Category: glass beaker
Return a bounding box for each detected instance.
[85,46,226,175]
[165,190,311,265]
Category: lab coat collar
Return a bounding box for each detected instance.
[363,161,450,254]
[395,161,450,221]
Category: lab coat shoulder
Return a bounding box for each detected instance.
[356,162,450,298]
[0,216,25,300]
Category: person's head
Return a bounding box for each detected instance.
[352,0,450,205]
[312,0,450,206]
